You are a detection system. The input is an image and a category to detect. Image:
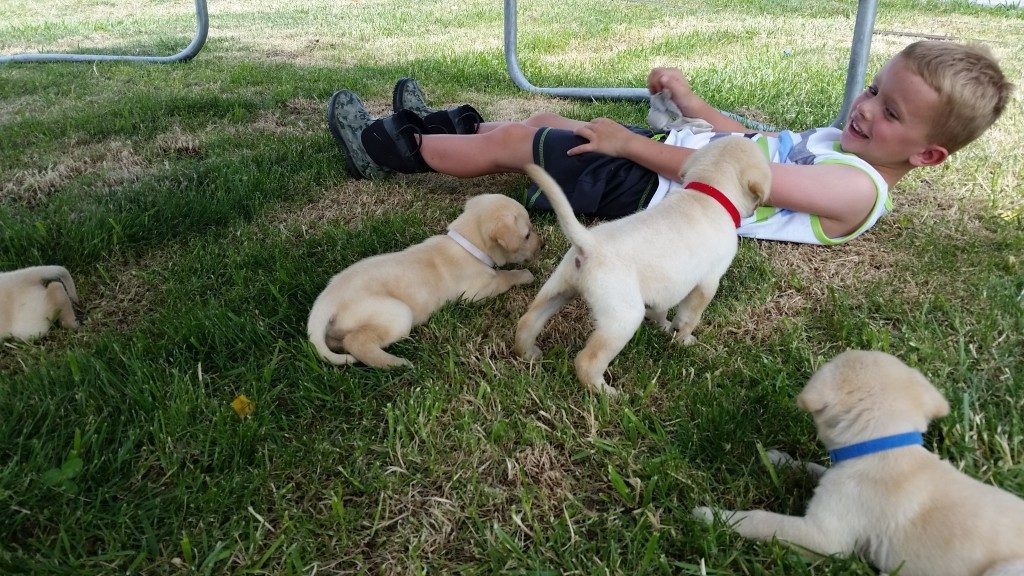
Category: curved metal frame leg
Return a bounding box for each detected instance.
[833,0,878,127]
[503,0,647,101]
[503,0,877,128]
[0,0,208,64]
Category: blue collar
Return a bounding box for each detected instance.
[828,431,924,464]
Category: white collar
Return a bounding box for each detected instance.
[447,229,495,268]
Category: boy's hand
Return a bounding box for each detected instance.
[568,118,636,157]
[647,67,698,114]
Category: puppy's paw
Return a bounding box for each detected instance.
[374,357,413,369]
[590,381,620,397]
[766,449,796,467]
[644,310,671,332]
[509,269,534,285]
[692,506,716,524]
[516,345,543,361]
[673,333,697,346]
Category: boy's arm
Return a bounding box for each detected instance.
[768,163,878,238]
[647,67,777,135]
[569,118,693,179]
[570,120,878,238]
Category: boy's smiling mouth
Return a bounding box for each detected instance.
[848,118,868,139]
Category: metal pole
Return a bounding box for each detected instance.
[0,0,209,64]
[503,0,648,100]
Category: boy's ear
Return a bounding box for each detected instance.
[910,144,949,167]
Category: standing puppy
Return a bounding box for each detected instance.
[308,194,541,368]
[0,265,79,341]
[694,350,1024,576]
[515,136,770,396]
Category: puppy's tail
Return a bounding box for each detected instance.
[39,265,78,305]
[307,302,357,366]
[524,163,597,255]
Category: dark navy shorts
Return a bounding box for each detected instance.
[524,125,666,219]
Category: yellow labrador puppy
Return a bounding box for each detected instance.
[514,136,771,395]
[694,350,1024,576]
[0,265,79,341]
[308,194,541,368]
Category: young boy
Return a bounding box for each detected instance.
[327,41,1012,245]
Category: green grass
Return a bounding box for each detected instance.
[2,0,1023,573]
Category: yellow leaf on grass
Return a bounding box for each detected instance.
[231,394,255,418]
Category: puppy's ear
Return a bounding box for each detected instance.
[488,213,522,252]
[796,384,828,414]
[912,371,950,421]
[749,177,770,203]
[796,367,834,413]
[747,163,771,203]
[927,389,951,420]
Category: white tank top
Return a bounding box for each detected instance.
[647,127,890,245]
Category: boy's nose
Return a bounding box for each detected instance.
[859,98,882,119]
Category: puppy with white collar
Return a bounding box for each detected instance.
[514,136,771,396]
[694,350,1024,576]
[0,265,79,341]
[308,194,541,368]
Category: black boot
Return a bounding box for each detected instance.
[421,104,484,135]
[327,89,393,180]
[393,77,484,134]
[361,109,434,174]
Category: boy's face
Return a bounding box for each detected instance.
[841,55,947,170]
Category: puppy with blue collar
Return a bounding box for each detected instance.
[694,350,1024,576]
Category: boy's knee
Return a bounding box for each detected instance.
[489,122,538,148]
[523,112,564,128]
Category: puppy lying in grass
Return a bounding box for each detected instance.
[694,350,1024,576]
[514,136,771,396]
[0,265,79,341]
[308,194,541,368]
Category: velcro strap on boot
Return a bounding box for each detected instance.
[422,104,483,135]
[361,110,434,174]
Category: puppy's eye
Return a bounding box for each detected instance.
[525,230,532,238]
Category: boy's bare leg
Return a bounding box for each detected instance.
[421,112,590,177]
[420,123,536,177]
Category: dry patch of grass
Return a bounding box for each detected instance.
[747,233,896,325]
[154,127,203,157]
[1,101,331,208]
[249,98,325,137]
[2,138,148,205]
[265,170,526,234]
[79,261,157,336]
[485,95,578,122]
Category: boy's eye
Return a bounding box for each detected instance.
[885,108,899,120]
[866,85,879,96]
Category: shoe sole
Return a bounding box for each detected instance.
[326,90,391,180]
[326,90,366,179]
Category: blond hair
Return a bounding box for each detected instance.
[898,40,1014,153]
